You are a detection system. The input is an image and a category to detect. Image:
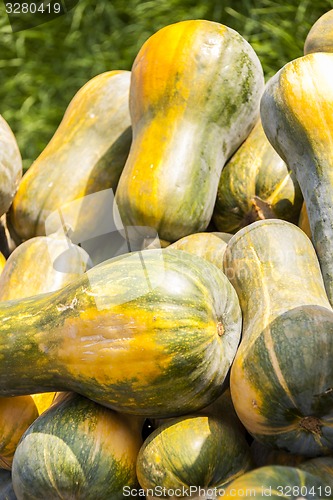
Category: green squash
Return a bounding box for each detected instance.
[250,440,306,467]
[260,52,333,306]
[299,456,333,487]
[12,393,143,499]
[169,232,231,270]
[213,120,303,233]
[219,465,331,499]
[137,405,252,496]
[10,70,132,242]
[223,219,333,456]
[115,20,264,242]
[304,9,333,54]
[0,116,22,218]
[0,248,241,418]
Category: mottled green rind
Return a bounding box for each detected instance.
[12,393,141,499]
[299,457,333,488]
[220,465,332,499]
[0,249,241,417]
[304,9,333,55]
[137,414,252,494]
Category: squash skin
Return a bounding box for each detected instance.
[219,465,330,499]
[223,219,333,456]
[250,440,306,468]
[136,413,252,496]
[298,202,311,239]
[0,252,6,275]
[299,457,333,487]
[260,52,333,307]
[0,248,241,417]
[12,393,143,499]
[213,120,303,233]
[0,234,89,300]
[0,235,87,470]
[304,9,333,54]
[0,469,16,499]
[115,20,264,242]
[0,116,22,218]
[169,232,231,270]
[10,70,132,241]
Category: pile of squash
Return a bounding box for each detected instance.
[1,9,333,500]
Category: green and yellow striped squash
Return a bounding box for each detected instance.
[260,52,333,306]
[169,232,232,270]
[0,469,16,499]
[0,116,22,218]
[213,120,303,233]
[0,248,241,417]
[9,70,132,242]
[304,9,333,54]
[0,233,89,300]
[299,456,333,487]
[115,19,264,242]
[219,465,331,499]
[137,409,252,496]
[12,393,143,499]
[223,219,333,456]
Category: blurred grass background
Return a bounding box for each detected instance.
[0,0,332,171]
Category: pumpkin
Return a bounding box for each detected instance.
[11,392,143,499]
[219,465,330,499]
[0,469,16,499]
[115,19,264,242]
[0,233,90,300]
[223,219,333,456]
[0,116,22,218]
[260,52,333,306]
[136,412,252,498]
[213,119,303,233]
[0,248,241,417]
[9,70,132,242]
[304,9,333,54]
[299,456,333,487]
[169,232,231,270]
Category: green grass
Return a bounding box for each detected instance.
[0,0,332,170]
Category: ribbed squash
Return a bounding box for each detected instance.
[260,52,333,306]
[137,393,252,497]
[10,70,132,241]
[219,465,330,499]
[12,393,143,499]
[0,248,241,417]
[304,9,333,54]
[169,232,231,270]
[0,116,22,218]
[115,19,264,242]
[223,219,333,456]
[213,120,303,233]
[0,469,16,499]
[299,457,333,487]
[0,233,89,300]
